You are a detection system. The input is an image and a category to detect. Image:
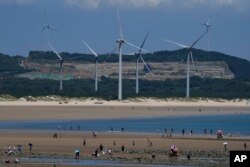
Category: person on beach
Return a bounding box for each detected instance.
[171,128,174,133]
[204,129,207,134]
[187,152,191,160]
[93,132,97,138]
[94,148,99,157]
[121,145,125,152]
[169,145,178,157]
[190,129,193,136]
[83,139,86,146]
[17,145,22,154]
[182,129,185,136]
[53,133,57,138]
[210,129,213,135]
[75,149,80,159]
[223,142,228,151]
[133,140,135,146]
[99,144,103,152]
[244,143,247,151]
[113,140,116,146]
[28,143,33,152]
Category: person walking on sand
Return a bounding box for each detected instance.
[244,143,247,151]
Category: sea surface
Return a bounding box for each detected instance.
[0,114,250,135]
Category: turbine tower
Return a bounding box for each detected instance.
[203,20,211,50]
[136,31,152,94]
[82,40,99,92]
[115,11,149,100]
[49,43,64,91]
[165,31,207,98]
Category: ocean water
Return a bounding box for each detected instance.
[0,114,250,135]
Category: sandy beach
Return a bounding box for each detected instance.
[0,130,249,167]
[1,98,250,167]
[0,99,250,121]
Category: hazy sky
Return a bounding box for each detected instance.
[0,0,249,60]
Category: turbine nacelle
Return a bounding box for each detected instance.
[59,59,64,64]
[42,25,55,31]
[116,39,125,44]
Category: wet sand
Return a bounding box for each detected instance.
[0,100,250,166]
[0,131,249,167]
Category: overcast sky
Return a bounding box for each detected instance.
[0,0,249,60]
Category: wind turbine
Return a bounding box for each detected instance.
[81,40,99,92]
[49,43,64,91]
[135,31,152,94]
[203,19,211,50]
[165,31,207,98]
[115,11,150,100]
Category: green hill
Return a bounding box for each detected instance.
[27,49,250,80]
[0,53,27,75]
[0,49,250,99]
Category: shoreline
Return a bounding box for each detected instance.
[1,98,249,167]
[1,98,250,107]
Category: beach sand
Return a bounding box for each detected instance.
[0,99,250,167]
[0,131,249,167]
[0,99,250,121]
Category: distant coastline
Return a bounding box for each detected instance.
[0,97,249,121]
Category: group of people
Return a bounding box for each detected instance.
[5,145,22,155]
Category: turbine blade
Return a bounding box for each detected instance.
[138,31,150,55]
[102,47,118,62]
[124,40,150,53]
[44,10,48,28]
[81,40,99,58]
[117,10,124,39]
[140,55,152,75]
[190,51,197,72]
[49,25,55,31]
[49,43,63,60]
[164,39,188,48]
[190,31,207,49]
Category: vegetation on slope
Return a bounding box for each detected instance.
[0,49,250,99]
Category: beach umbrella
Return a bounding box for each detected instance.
[170,145,176,149]
[217,130,223,134]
